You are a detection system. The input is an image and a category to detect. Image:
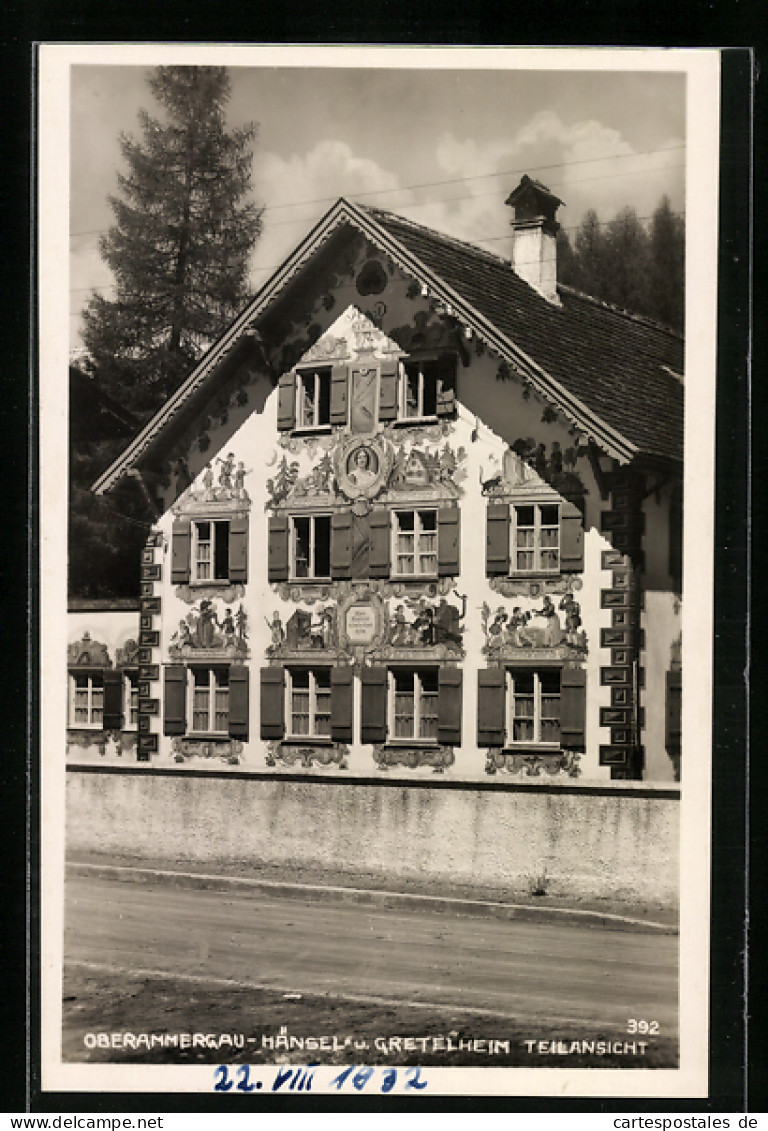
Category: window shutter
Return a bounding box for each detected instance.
[378,358,399,422]
[330,364,349,425]
[228,518,248,583]
[171,519,191,585]
[228,665,249,740]
[360,666,388,743]
[665,669,682,751]
[277,372,296,431]
[368,508,391,578]
[331,510,353,579]
[438,667,463,746]
[437,507,460,576]
[102,669,123,731]
[331,666,354,743]
[260,667,285,740]
[435,355,457,417]
[477,668,506,747]
[560,500,584,572]
[486,504,510,575]
[163,665,187,736]
[268,515,290,582]
[560,666,587,748]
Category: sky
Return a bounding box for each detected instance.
[69,53,687,353]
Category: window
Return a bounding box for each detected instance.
[193,520,230,582]
[389,669,439,742]
[190,667,229,733]
[287,668,332,738]
[296,367,331,429]
[124,671,139,731]
[399,359,438,420]
[70,672,104,728]
[393,509,437,576]
[506,668,560,745]
[291,514,331,579]
[512,503,560,573]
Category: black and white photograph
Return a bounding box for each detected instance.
[38,44,721,1099]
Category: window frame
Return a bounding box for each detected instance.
[391,508,439,578]
[397,358,439,423]
[191,518,231,584]
[285,667,333,741]
[188,665,230,736]
[505,667,561,748]
[289,512,332,581]
[387,667,440,744]
[510,501,561,575]
[69,671,105,730]
[123,669,139,732]
[294,366,332,431]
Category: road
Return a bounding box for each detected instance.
[64,871,678,1035]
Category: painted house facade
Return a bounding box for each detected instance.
[68,178,683,783]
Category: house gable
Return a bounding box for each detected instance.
[93,197,683,498]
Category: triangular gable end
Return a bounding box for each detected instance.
[93,196,659,496]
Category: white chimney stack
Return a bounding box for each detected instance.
[505,175,563,305]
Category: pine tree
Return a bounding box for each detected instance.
[573,210,609,300]
[603,206,652,317]
[648,195,685,332]
[81,66,263,418]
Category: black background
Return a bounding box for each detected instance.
[0,8,757,1115]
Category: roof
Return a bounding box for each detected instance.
[94,196,683,493]
[362,204,683,464]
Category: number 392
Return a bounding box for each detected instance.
[627,1019,660,1035]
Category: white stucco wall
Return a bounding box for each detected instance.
[73,239,680,784]
[66,767,680,907]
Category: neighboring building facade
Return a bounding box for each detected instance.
[67,179,683,782]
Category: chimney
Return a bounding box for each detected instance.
[505,175,563,304]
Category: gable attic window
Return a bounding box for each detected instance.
[296,367,331,429]
[377,355,456,425]
[193,519,230,582]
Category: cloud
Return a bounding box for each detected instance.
[400,112,684,252]
[250,140,415,287]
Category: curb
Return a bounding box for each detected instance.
[68,862,678,935]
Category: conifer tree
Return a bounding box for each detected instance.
[557,199,684,332]
[81,66,263,418]
[649,194,685,333]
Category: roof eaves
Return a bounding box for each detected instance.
[345,204,638,463]
[95,196,643,492]
[93,198,360,494]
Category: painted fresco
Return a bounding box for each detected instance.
[68,233,682,783]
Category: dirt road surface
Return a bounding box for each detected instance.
[64,870,678,1036]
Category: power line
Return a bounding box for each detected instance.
[68,206,685,308]
[69,141,686,241]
